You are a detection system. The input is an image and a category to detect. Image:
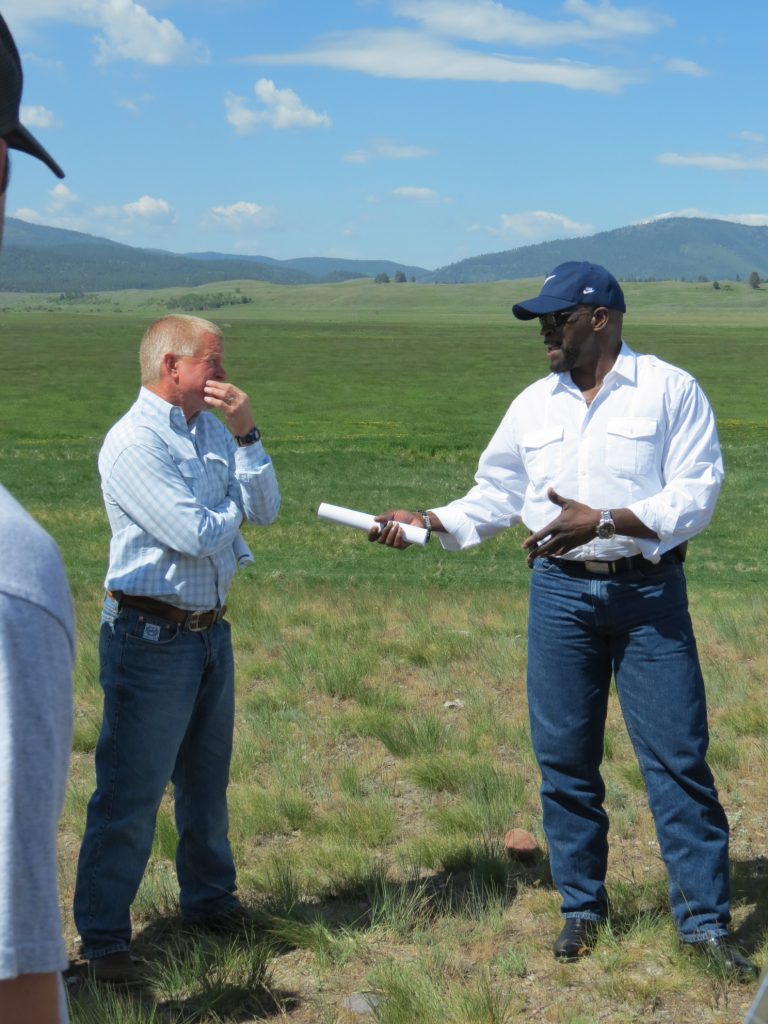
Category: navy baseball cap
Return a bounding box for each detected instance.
[512,261,625,320]
[0,13,64,178]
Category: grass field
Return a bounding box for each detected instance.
[1,277,767,1023]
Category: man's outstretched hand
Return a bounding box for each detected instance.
[522,489,599,566]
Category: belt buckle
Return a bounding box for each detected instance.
[584,560,611,575]
[186,607,224,631]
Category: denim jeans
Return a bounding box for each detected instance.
[527,557,730,941]
[74,596,239,959]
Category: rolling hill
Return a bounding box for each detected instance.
[1,215,766,292]
[0,219,429,292]
[426,218,768,284]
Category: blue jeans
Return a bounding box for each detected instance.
[74,597,239,959]
[527,557,730,941]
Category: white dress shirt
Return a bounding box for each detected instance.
[100,387,280,609]
[432,342,723,563]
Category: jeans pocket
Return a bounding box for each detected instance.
[124,615,181,647]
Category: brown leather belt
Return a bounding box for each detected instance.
[108,591,226,632]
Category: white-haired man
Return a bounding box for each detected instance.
[73,314,280,983]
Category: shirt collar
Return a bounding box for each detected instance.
[547,339,637,394]
[137,386,190,433]
[605,341,637,385]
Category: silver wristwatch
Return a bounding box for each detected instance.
[596,510,616,540]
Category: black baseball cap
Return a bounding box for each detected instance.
[512,261,625,319]
[0,12,64,178]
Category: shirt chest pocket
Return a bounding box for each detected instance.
[605,417,658,477]
[178,453,230,501]
[520,426,564,485]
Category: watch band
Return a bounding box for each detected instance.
[235,426,261,447]
[596,509,615,539]
[416,509,433,542]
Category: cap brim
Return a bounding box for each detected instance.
[512,297,577,320]
[5,124,64,179]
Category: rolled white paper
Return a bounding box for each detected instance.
[317,502,429,547]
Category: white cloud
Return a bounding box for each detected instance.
[224,94,258,136]
[393,185,440,200]
[12,207,45,224]
[207,201,275,231]
[5,1,208,66]
[472,209,594,241]
[736,131,765,144]
[225,79,331,134]
[648,209,768,228]
[116,94,153,117]
[48,183,78,211]
[344,137,433,163]
[657,152,768,171]
[664,58,709,77]
[13,187,174,234]
[20,52,65,73]
[393,0,667,47]
[123,195,174,222]
[243,30,640,93]
[19,104,57,129]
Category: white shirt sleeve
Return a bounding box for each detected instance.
[628,373,723,558]
[431,406,527,551]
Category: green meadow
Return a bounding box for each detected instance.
[2,277,767,1023]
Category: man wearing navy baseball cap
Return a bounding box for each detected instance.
[511,260,626,319]
[0,12,64,181]
[0,12,74,1024]
[371,261,756,975]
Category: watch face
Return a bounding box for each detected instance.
[597,513,615,539]
[236,426,261,446]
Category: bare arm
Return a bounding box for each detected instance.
[522,488,657,565]
[0,973,62,1024]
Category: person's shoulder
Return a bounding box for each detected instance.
[101,397,171,458]
[0,486,74,638]
[0,484,55,558]
[512,373,557,405]
[635,350,695,381]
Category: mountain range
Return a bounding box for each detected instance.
[1,216,767,293]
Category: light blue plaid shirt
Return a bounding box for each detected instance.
[100,387,280,610]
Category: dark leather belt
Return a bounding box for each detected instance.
[108,591,226,632]
[554,550,681,577]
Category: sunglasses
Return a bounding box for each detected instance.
[538,309,594,331]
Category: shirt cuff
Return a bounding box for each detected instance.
[429,504,482,551]
[627,499,676,561]
[234,440,271,467]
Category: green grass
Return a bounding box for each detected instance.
[1,277,766,1023]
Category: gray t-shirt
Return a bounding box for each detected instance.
[0,485,73,1019]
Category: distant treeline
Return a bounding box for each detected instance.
[166,291,253,311]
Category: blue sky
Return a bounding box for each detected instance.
[5,1,768,269]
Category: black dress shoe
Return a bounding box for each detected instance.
[689,936,759,978]
[553,918,600,961]
[85,951,147,985]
